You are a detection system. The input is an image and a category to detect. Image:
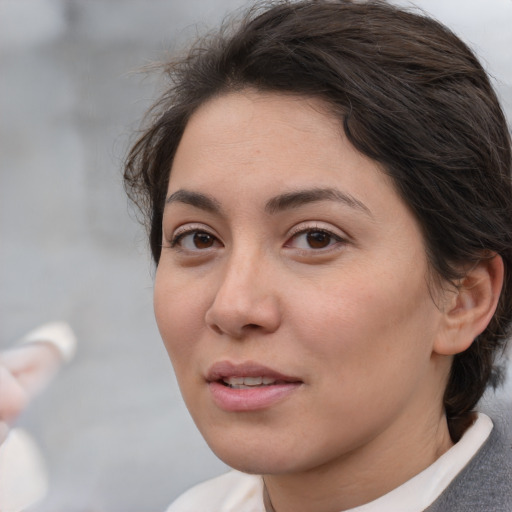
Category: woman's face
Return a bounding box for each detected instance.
[154,91,451,476]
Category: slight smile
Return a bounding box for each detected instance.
[206,361,303,412]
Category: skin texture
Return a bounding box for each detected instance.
[154,91,501,512]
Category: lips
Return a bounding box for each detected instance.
[206,360,301,384]
[206,361,303,412]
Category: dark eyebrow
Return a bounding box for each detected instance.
[265,187,372,216]
[165,189,222,214]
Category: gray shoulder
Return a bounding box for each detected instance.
[427,421,512,511]
[166,470,264,512]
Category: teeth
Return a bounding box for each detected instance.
[228,377,245,385]
[223,376,277,388]
[244,377,262,386]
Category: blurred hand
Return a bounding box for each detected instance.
[0,342,62,445]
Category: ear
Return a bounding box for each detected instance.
[434,254,504,356]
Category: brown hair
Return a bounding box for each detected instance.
[124,0,512,441]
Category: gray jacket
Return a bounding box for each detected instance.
[427,421,512,511]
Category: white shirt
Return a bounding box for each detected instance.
[166,413,493,512]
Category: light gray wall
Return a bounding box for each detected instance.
[1,1,511,511]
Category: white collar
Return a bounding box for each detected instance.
[345,412,493,512]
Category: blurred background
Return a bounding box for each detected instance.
[0,0,511,510]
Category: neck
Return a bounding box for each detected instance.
[263,411,453,512]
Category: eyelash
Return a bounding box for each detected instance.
[284,225,346,252]
[169,226,219,249]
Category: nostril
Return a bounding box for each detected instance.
[205,293,281,337]
[209,324,224,335]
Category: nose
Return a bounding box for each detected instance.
[205,250,281,339]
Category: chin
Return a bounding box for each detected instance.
[204,432,311,476]
[217,451,299,476]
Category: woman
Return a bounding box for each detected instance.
[124,1,512,510]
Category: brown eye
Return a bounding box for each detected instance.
[306,231,332,249]
[286,227,344,252]
[193,232,215,249]
[170,229,221,251]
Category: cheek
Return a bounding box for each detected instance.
[289,283,440,441]
[291,265,439,378]
[153,268,207,364]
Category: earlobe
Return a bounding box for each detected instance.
[434,254,504,356]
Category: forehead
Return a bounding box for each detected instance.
[175,91,341,171]
[166,90,421,239]
[170,90,390,194]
